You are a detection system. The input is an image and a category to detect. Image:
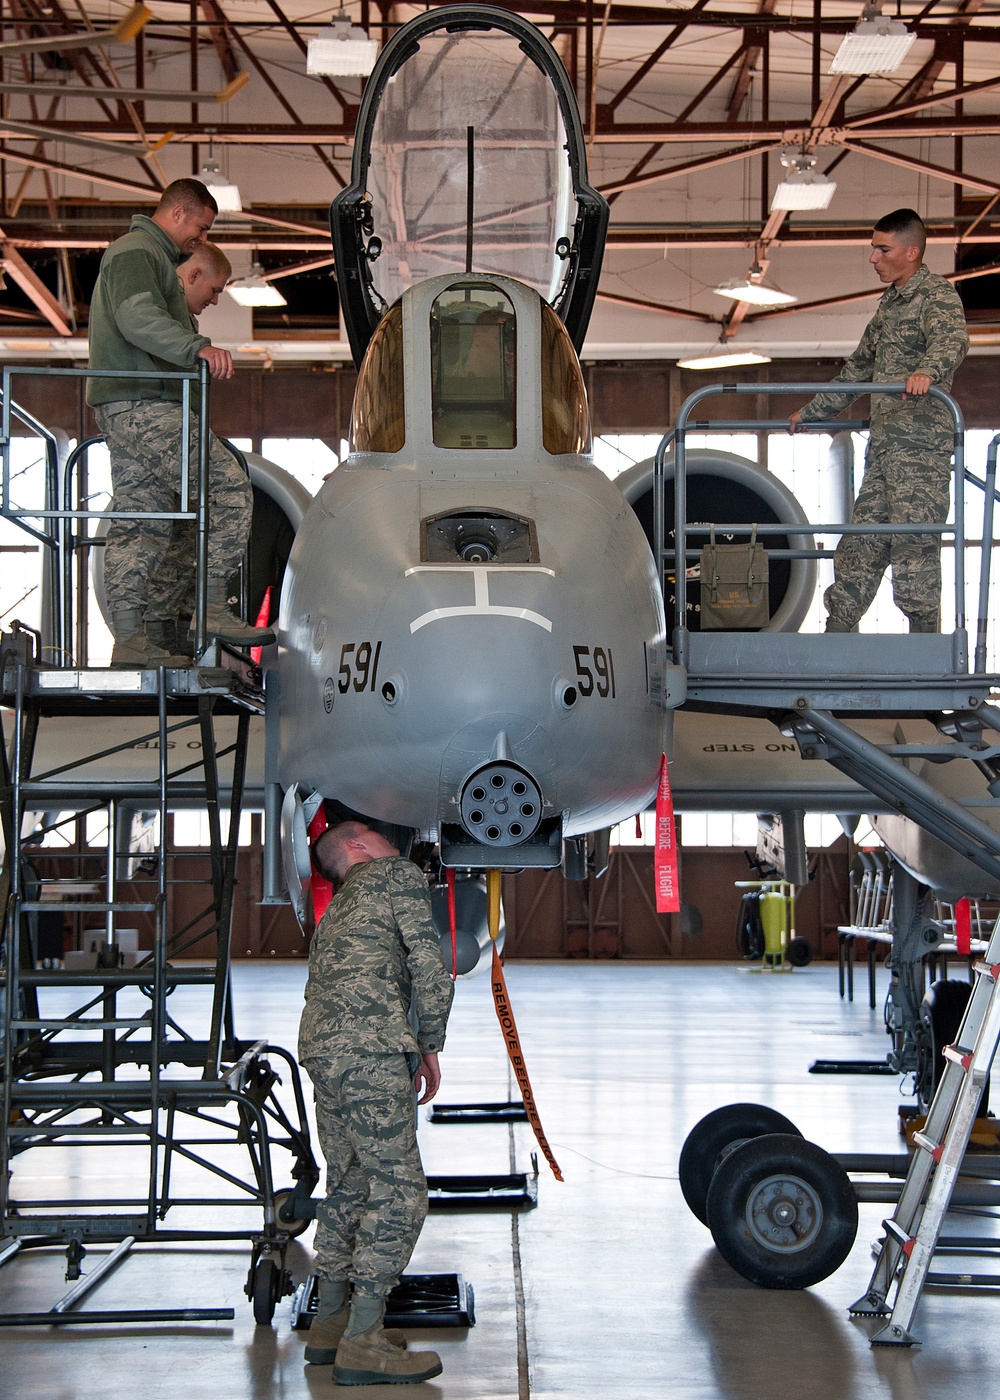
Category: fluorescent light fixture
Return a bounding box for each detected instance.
[829,6,915,75]
[307,9,378,76]
[711,264,798,307]
[678,346,772,371]
[200,160,242,213]
[227,267,287,308]
[772,169,836,211]
[771,149,836,211]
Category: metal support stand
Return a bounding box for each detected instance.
[0,634,319,1326]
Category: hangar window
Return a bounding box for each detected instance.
[351,301,405,453]
[430,282,516,449]
[540,303,591,455]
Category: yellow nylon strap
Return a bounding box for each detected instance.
[487,868,502,941]
[490,945,563,1181]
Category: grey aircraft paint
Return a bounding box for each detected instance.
[276,272,668,862]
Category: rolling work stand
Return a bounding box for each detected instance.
[0,365,319,1327]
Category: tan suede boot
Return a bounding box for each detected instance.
[333,1327,442,1386]
[205,578,275,646]
[304,1306,408,1365]
[110,608,188,668]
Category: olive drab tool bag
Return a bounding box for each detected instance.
[699,523,770,630]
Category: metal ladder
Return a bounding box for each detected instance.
[850,906,1000,1345]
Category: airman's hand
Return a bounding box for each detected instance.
[788,410,804,435]
[903,373,932,399]
[413,1053,441,1105]
[197,345,234,380]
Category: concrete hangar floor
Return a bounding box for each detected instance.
[2,959,995,1400]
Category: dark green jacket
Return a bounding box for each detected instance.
[87,214,210,406]
[299,857,454,1062]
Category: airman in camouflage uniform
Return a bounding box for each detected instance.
[791,208,969,633]
[88,179,270,665]
[299,822,453,1385]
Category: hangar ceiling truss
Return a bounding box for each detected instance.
[0,0,998,338]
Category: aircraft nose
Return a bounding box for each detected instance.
[458,760,543,847]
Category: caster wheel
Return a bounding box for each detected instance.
[274,1189,313,1238]
[251,1256,281,1325]
[679,1102,802,1225]
[705,1133,858,1289]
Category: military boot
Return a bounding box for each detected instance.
[333,1329,441,1386]
[143,617,193,667]
[110,608,175,668]
[304,1279,406,1365]
[204,577,275,647]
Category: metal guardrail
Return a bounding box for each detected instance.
[653,382,975,668]
[1,361,213,664]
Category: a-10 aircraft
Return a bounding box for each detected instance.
[275,4,667,896]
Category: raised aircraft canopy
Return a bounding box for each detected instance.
[332,5,609,369]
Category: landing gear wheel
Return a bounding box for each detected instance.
[705,1133,859,1289]
[917,979,988,1115]
[252,1256,281,1325]
[679,1103,803,1225]
[273,1188,312,1238]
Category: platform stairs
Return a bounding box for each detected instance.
[656,388,1000,902]
[0,366,318,1327]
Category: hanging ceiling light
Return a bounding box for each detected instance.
[829,4,915,75]
[711,262,798,307]
[200,160,242,213]
[227,266,287,308]
[307,8,379,76]
[677,343,772,371]
[771,150,837,212]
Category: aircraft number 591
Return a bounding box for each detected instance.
[338,641,383,694]
[572,645,616,699]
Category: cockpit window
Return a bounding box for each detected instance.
[431,283,516,450]
[540,303,591,455]
[364,30,575,309]
[351,301,405,453]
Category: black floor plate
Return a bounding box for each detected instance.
[429,1101,528,1124]
[809,1059,898,1075]
[291,1273,475,1329]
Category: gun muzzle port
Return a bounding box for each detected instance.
[459,761,543,847]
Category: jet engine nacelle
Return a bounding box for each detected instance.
[616,451,818,634]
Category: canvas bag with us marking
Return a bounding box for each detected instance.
[699,523,770,630]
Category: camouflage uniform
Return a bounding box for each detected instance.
[96,401,250,616]
[87,214,251,618]
[299,856,454,1299]
[799,264,969,629]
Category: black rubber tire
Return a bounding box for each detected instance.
[679,1103,803,1225]
[786,937,813,968]
[273,1188,312,1238]
[705,1133,859,1289]
[918,978,988,1115]
[252,1256,280,1325]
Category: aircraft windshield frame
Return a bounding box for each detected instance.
[332,5,608,370]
